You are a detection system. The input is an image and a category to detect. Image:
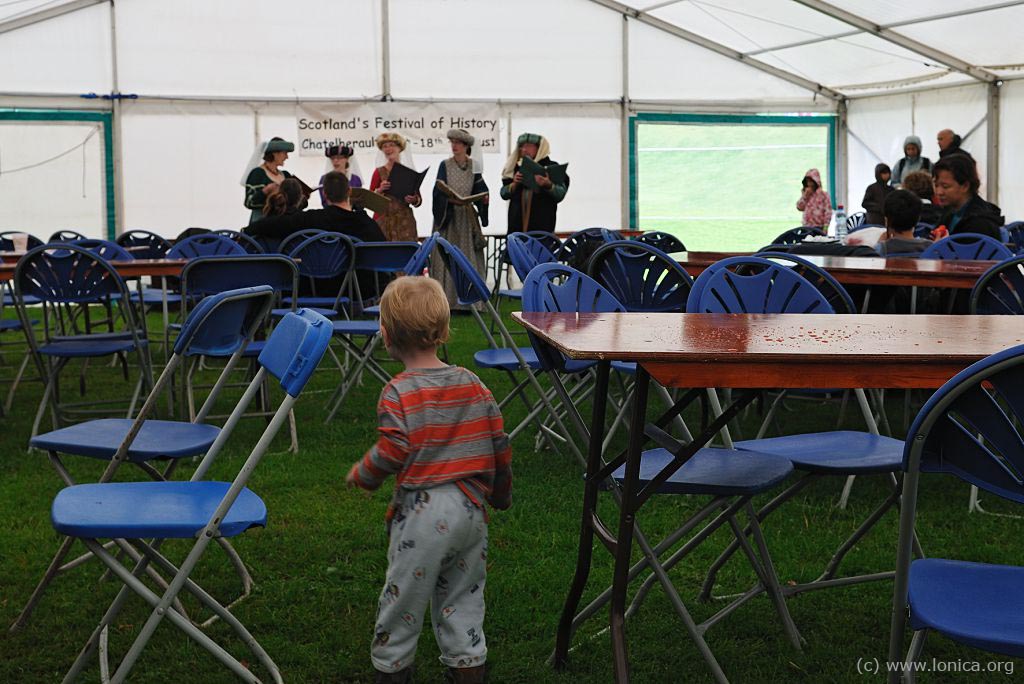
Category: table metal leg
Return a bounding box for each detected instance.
[554,361,610,669]
[610,366,650,682]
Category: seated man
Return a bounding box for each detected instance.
[244,171,385,244]
[876,190,932,257]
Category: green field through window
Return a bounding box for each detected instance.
[636,120,832,252]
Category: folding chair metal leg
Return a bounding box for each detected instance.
[902,629,928,684]
[3,352,31,413]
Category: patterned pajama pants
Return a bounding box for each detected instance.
[372,483,488,673]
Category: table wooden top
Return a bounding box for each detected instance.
[0,258,187,283]
[512,311,1024,389]
[675,251,996,289]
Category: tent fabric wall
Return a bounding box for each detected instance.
[0,120,107,238]
[998,81,1024,223]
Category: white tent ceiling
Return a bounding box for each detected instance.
[0,0,1020,236]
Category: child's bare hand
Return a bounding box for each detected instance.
[345,463,360,488]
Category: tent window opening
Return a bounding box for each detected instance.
[632,115,835,252]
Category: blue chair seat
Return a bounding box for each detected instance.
[282,295,348,308]
[31,418,220,462]
[498,288,523,299]
[51,481,267,539]
[612,447,793,496]
[909,559,1024,657]
[362,304,380,315]
[611,360,637,375]
[474,347,593,373]
[128,288,183,306]
[4,293,41,306]
[0,318,36,331]
[271,307,337,319]
[39,337,147,358]
[735,431,903,474]
[331,319,380,336]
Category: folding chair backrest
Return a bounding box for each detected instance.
[600,228,624,242]
[906,343,1024,504]
[14,244,130,304]
[214,229,266,254]
[168,233,247,259]
[522,262,625,372]
[116,230,172,259]
[0,231,43,251]
[524,230,562,255]
[772,226,825,245]
[402,233,439,276]
[1004,221,1024,254]
[48,229,87,243]
[278,229,325,255]
[587,240,693,313]
[175,286,276,357]
[354,242,420,272]
[258,309,333,397]
[920,233,1013,261]
[180,255,298,305]
[288,232,355,280]
[757,251,856,314]
[634,231,686,253]
[686,255,835,314]
[557,227,610,270]
[846,212,866,231]
[970,256,1024,315]
[435,236,491,306]
[507,232,558,281]
[71,239,135,262]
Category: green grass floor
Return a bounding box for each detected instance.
[1,305,1023,682]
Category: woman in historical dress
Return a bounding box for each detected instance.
[368,133,421,241]
[243,137,295,224]
[319,144,363,207]
[431,128,489,309]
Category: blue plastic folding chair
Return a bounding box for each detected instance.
[920,233,1013,261]
[13,245,153,440]
[276,232,356,318]
[435,236,576,453]
[845,211,866,231]
[168,233,247,259]
[351,241,420,309]
[888,343,1024,683]
[214,229,266,254]
[771,226,825,245]
[971,255,1024,315]
[634,230,686,253]
[556,227,613,270]
[0,230,44,251]
[116,230,172,259]
[49,229,87,242]
[525,263,802,683]
[686,256,912,611]
[52,308,331,684]
[1003,221,1024,254]
[506,232,559,281]
[11,286,275,632]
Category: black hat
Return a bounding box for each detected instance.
[325,144,354,158]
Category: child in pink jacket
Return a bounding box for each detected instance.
[796,168,833,228]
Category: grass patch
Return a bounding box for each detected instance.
[1,304,1022,682]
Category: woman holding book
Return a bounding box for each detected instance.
[431,128,489,307]
[242,137,296,224]
[319,144,363,207]
[500,132,569,233]
[369,133,421,241]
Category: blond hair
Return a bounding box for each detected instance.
[379,276,450,354]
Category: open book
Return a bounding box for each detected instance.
[435,180,487,205]
[350,187,392,214]
[518,156,568,192]
[385,163,429,200]
[294,176,316,198]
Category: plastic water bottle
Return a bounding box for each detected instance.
[834,204,847,241]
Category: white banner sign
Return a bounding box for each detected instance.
[296,103,501,156]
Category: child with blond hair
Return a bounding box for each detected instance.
[347,276,511,684]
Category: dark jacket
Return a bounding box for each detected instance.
[918,201,942,227]
[244,205,385,244]
[500,156,569,233]
[938,195,1004,240]
[938,136,975,163]
[433,160,489,230]
[861,165,894,226]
